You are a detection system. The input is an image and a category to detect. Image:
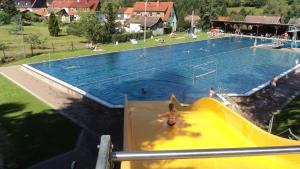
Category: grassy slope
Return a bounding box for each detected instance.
[272,95,300,137]
[0,75,80,169]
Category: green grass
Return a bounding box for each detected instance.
[1,26,209,66]
[0,23,87,59]
[228,7,264,15]
[272,95,300,138]
[0,75,80,169]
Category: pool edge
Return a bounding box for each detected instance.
[22,64,124,108]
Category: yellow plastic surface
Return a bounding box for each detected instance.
[123,98,300,169]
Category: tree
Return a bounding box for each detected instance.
[243,0,256,7]
[48,13,60,37]
[0,10,10,24]
[219,1,228,16]
[24,34,46,56]
[263,0,290,22]
[104,3,117,35]
[288,0,300,21]
[0,0,17,17]
[79,12,109,43]
[0,41,8,57]
[101,0,121,14]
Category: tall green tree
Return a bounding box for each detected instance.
[0,0,17,17]
[104,3,117,35]
[219,1,228,16]
[288,0,300,21]
[101,0,121,14]
[263,0,290,22]
[48,13,60,37]
[79,12,108,43]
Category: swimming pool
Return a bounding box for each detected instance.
[28,37,300,107]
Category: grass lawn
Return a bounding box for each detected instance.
[272,95,300,138]
[1,26,209,66]
[0,23,87,58]
[0,75,81,169]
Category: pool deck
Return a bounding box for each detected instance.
[229,67,300,126]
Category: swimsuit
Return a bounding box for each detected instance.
[167,116,176,126]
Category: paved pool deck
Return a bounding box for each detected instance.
[230,67,300,126]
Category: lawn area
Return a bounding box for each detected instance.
[0,23,209,66]
[272,95,300,138]
[0,23,87,59]
[0,75,81,169]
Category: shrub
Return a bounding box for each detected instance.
[111,31,152,43]
[48,13,60,37]
[0,11,10,24]
[66,22,84,36]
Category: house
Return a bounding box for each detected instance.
[33,8,71,23]
[15,0,47,11]
[132,1,177,32]
[118,7,134,23]
[128,15,163,34]
[50,0,100,20]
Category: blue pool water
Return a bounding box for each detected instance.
[30,37,300,106]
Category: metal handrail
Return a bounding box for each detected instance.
[96,135,112,169]
[112,146,300,161]
[277,128,300,140]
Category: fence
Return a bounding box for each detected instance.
[0,40,86,61]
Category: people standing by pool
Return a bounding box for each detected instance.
[270,75,277,90]
[284,32,289,40]
[209,87,216,97]
[158,103,178,127]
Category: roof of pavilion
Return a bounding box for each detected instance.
[211,15,294,27]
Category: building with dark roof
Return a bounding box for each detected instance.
[15,0,47,10]
[132,1,177,31]
[211,15,291,36]
[49,0,100,19]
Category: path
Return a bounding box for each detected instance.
[0,66,123,169]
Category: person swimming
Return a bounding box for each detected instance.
[158,103,178,127]
[140,88,146,95]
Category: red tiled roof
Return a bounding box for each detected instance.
[133,1,174,22]
[118,7,134,14]
[218,16,230,21]
[33,8,47,15]
[50,0,100,11]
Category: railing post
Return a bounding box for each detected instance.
[96,135,113,169]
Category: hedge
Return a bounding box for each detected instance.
[111,31,152,43]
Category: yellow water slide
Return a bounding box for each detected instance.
[122,98,300,169]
